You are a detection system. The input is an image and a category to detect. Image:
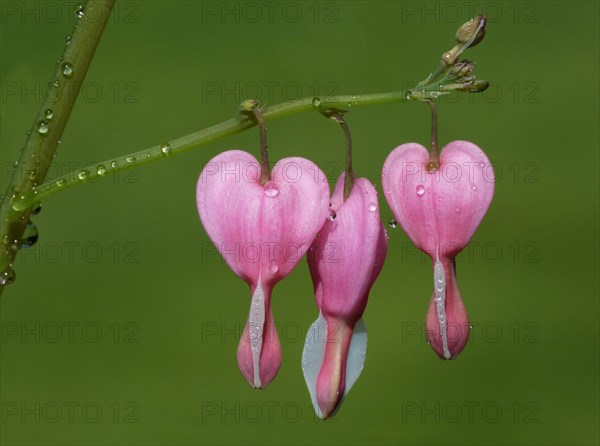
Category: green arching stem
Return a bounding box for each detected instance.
[0,0,116,294]
[250,107,270,186]
[10,11,490,213]
[324,111,354,201]
[2,13,489,298]
[427,99,440,170]
[423,16,487,87]
[340,116,354,201]
[11,89,437,212]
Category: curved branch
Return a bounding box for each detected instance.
[0,0,116,295]
[12,90,416,212]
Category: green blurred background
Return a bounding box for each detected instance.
[1,1,598,445]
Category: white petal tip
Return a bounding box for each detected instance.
[301,314,368,419]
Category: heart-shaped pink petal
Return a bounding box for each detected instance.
[382,141,494,257]
[198,150,330,288]
[306,174,388,418]
[382,141,494,359]
[308,175,388,322]
[197,150,330,386]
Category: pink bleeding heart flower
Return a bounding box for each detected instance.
[197,150,330,388]
[382,141,494,359]
[303,173,388,419]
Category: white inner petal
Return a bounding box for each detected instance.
[301,313,368,419]
[434,250,451,359]
[249,279,266,387]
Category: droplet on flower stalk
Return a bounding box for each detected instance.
[75,3,85,18]
[0,268,16,286]
[37,120,49,135]
[160,143,172,156]
[21,221,39,248]
[61,62,74,78]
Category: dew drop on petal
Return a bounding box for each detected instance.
[263,181,279,198]
[416,184,426,197]
[455,206,460,213]
[269,261,279,274]
[328,209,337,221]
[470,183,477,191]
[368,203,377,212]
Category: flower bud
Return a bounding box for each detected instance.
[456,16,486,48]
[239,98,259,113]
[450,60,475,78]
[469,80,490,92]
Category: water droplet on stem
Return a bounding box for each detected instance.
[61,62,74,78]
[21,221,39,248]
[160,143,172,156]
[37,120,49,135]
